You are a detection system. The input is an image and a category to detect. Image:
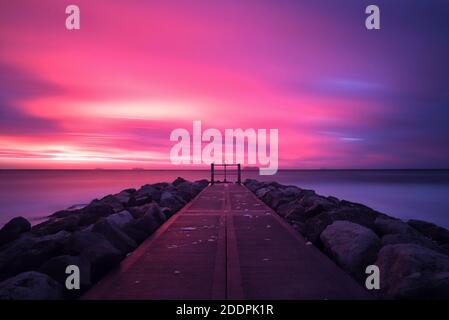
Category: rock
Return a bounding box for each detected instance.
[80,242,122,282]
[255,187,271,198]
[327,196,340,205]
[303,211,336,245]
[160,207,172,218]
[320,221,381,279]
[244,179,267,192]
[172,177,187,186]
[299,194,334,212]
[303,206,381,245]
[0,271,63,300]
[92,219,137,255]
[276,200,306,222]
[375,217,445,254]
[381,232,444,254]
[151,182,170,190]
[192,179,209,193]
[282,186,302,197]
[65,230,122,282]
[131,184,162,204]
[408,219,449,245]
[39,255,91,295]
[122,223,151,244]
[31,215,80,236]
[97,195,125,213]
[261,189,291,210]
[127,203,150,219]
[159,191,186,213]
[78,201,115,226]
[50,209,79,219]
[144,203,166,225]
[336,206,382,230]
[128,194,152,207]
[0,217,31,246]
[304,202,328,218]
[175,182,196,202]
[51,200,115,224]
[112,190,133,205]
[122,204,165,243]
[375,244,449,299]
[65,230,113,255]
[0,231,71,281]
[375,217,411,236]
[104,210,134,228]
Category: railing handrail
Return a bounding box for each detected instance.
[211,163,241,184]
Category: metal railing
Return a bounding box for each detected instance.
[210,163,241,184]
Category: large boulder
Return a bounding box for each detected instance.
[65,230,112,255]
[0,231,71,281]
[375,244,449,299]
[0,271,63,300]
[159,191,186,213]
[276,200,306,223]
[0,217,31,246]
[31,215,80,236]
[320,221,381,280]
[122,204,165,243]
[77,201,115,226]
[244,179,267,192]
[299,194,334,214]
[172,177,187,187]
[408,219,449,246]
[122,222,152,244]
[129,184,161,206]
[192,179,209,193]
[303,211,336,244]
[92,218,137,255]
[39,255,91,296]
[112,190,133,205]
[375,217,411,236]
[128,194,152,207]
[281,186,302,197]
[65,230,122,282]
[50,200,115,225]
[97,195,125,213]
[334,205,383,230]
[261,189,292,210]
[175,182,196,202]
[303,205,381,245]
[255,187,271,199]
[144,203,166,225]
[375,217,445,254]
[81,243,122,283]
[104,210,134,229]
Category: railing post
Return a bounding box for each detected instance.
[211,163,214,184]
[237,163,241,184]
[224,164,227,183]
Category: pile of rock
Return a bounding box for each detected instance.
[0,177,208,300]
[244,179,449,299]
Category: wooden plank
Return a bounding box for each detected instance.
[83,184,370,300]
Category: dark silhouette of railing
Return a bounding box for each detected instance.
[210,163,241,184]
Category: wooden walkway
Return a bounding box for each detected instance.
[83,184,370,300]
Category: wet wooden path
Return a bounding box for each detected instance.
[83,184,369,300]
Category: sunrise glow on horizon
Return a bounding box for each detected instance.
[1,0,449,170]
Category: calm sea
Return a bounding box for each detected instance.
[0,170,448,229]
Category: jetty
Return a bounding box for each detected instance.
[84,167,369,299]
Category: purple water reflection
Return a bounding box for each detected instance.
[0,170,448,229]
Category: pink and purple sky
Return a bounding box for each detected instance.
[1,0,448,169]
